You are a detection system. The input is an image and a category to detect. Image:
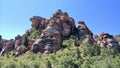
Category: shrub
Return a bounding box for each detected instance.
[28,29,40,40]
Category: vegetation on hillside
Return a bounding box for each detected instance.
[0,37,120,68]
[27,29,40,40]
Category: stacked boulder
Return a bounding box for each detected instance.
[30,9,76,54]
[94,32,119,47]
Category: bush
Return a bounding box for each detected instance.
[28,29,40,40]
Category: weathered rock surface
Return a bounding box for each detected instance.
[30,16,45,30]
[94,32,119,47]
[78,21,94,44]
[0,39,15,55]
[14,35,23,49]
[30,10,77,54]
[31,18,59,53]
[0,9,120,56]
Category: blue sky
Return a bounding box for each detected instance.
[0,0,120,40]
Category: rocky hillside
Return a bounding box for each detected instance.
[0,9,120,68]
[0,9,120,56]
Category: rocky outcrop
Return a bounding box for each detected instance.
[30,20,63,54]
[60,12,76,40]
[93,32,119,47]
[30,16,46,30]
[0,39,15,55]
[78,21,94,44]
[30,10,77,54]
[0,9,120,56]
[78,21,93,37]
[0,36,8,52]
[0,35,23,55]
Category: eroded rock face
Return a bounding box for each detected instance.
[30,16,46,30]
[61,13,76,40]
[0,39,15,55]
[0,35,23,56]
[30,10,77,54]
[15,35,23,49]
[78,21,94,44]
[94,32,119,47]
[78,21,93,37]
[0,36,8,52]
[1,9,120,56]
[31,19,62,54]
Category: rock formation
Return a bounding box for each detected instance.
[94,32,119,48]
[30,9,76,54]
[0,39,15,55]
[78,21,94,44]
[0,9,120,56]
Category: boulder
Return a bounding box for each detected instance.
[95,32,119,47]
[30,16,45,30]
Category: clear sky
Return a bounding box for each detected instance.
[0,0,120,40]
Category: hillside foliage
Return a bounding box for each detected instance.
[0,37,120,68]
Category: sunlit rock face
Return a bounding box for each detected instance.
[29,10,96,54]
[30,16,47,30]
[60,13,76,40]
[31,18,63,54]
[77,21,94,44]
[94,32,120,47]
[0,39,15,55]
[30,10,77,54]
[1,9,120,56]
[78,21,93,37]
